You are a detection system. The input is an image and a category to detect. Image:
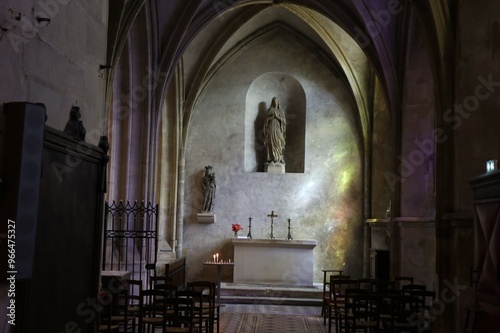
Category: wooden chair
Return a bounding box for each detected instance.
[150,275,174,289]
[410,290,436,332]
[177,290,210,333]
[152,283,178,302]
[371,279,394,294]
[138,289,170,333]
[321,269,344,319]
[384,293,419,333]
[328,277,357,333]
[393,276,414,290]
[357,278,395,294]
[124,279,143,333]
[187,281,219,333]
[164,296,195,333]
[401,284,426,295]
[357,278,380,293]
[345,289,380,333]
[98,293,120,333]
[377,289,402,328]
[109,288,135,332]
[324,274,350,325]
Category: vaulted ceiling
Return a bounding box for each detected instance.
[107,0,452,131]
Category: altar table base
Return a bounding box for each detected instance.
[231,239,316,286]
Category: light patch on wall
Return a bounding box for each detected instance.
[338,170,353,194]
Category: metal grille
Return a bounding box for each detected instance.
[102,200,158,286]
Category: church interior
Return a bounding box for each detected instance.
[1,0,500,332]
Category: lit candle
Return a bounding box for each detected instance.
[213,254,216,263]
[216,253,219,262]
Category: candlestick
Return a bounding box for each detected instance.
[247,216,253,239]
[286,217,293,240]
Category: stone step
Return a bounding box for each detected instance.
[219,282,324,306]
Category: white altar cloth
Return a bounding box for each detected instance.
[231,239,317,286]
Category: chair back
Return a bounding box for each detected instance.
[153,283,178,299]
[187,280,219,333]
[187,281,216,311]
[386,293,419,330]
[402,284,426,295]
[138,289,170,331]
[177,290,205,331]
[164,296,195,332]
[109,288,131,331]
[150,276,174,289]
[331,278,358,304]
[393,276,414,290]
[322,270,344,293]
[371,279,394,294]
[124,279,142,310]
[357,278,376,292]
[99,291,119,332]
[345,289,381,330]
[411,289,436,331]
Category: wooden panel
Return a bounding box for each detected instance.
[17,127,107,333]
[474,201,500,297]
[165,257,186,290]
[470,171,500,333]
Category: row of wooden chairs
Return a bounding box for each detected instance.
[322,270,418,323]
[322,273,435,333]
[98,278,220,333]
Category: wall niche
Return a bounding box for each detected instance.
[244,72,306,173]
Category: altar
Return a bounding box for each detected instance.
[231,238,317,286]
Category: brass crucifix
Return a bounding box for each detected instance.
[267,211,278,239]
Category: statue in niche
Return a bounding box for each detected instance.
[264,97,286,165]
[202,166,216,213]
[63,106,86,142]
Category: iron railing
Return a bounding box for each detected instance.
[102,200,158,287]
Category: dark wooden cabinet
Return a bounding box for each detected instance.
[1,102,107,333]
[470,170,500,333]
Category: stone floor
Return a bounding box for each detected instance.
[131,283,327,332]
[219,304,326,333]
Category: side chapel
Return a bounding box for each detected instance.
[1,1,500,332]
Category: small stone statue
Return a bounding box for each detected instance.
[264,97,286,165]
[63,106,86,142]
[202,166,216,213]
[98,136,109,155]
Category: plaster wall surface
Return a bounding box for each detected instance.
[183,31,365,284]
[0,0,108,146]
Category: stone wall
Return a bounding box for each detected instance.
[183,30,365,284]
[0,0,108,147]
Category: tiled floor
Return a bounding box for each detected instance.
[219,304,326,333]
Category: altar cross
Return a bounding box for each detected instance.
[267,211,278,221]
[267,211,278,239]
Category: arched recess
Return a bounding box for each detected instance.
[149,1,394,269]
[245,72,306,173]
